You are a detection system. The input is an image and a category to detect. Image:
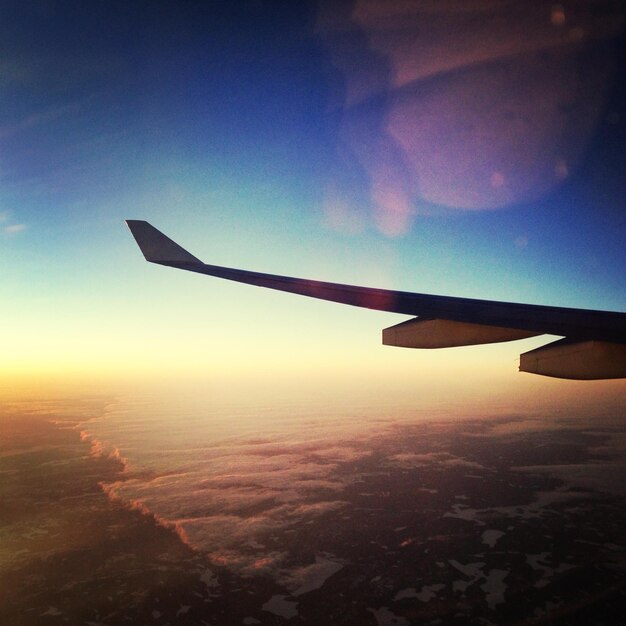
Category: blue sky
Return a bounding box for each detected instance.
[1,1,624,407]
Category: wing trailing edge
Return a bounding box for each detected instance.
[126,220,626,380]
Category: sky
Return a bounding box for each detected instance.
[1,0,625,410]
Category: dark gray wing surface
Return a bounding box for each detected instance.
[126,220,626,379]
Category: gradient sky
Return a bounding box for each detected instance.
[1,1,625,409]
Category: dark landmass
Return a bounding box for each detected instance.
[0,401,239,626]
[1,402,625,625]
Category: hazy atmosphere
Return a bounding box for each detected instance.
[1,1,625,624]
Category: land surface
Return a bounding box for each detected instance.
[1,400,625,625]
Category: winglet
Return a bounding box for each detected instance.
[126,220,202,265]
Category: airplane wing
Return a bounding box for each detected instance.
[126,220,626,380]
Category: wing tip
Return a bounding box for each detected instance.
[125,219,202,265]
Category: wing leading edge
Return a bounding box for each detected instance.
[125,220,626,380]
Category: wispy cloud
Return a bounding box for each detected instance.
[515,235,529,249]
[0,101,82,140]
[0,59,33,86]
[3,223,26,234]
[0,211,26,235]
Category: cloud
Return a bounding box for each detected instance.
[0,210,27,235]
[0,101,82,140]
[278,554,344,596]
[3,223,27,234]
[389,451,484,470]
[97,438,354,577]
[0,59,34,87]
[515,235,529,249]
